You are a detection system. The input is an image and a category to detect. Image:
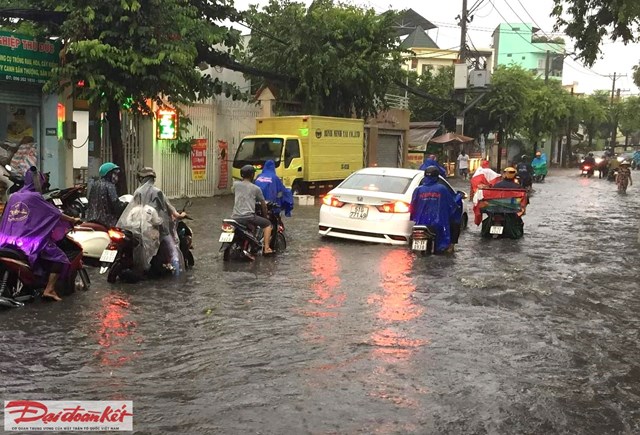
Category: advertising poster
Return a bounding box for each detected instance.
[191,139,207,181]
[217,140,228,189]
[0,104,38,174]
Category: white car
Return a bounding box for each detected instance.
[319,167,468,245]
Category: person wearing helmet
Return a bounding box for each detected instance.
[616,161,633,193]
[515,155,533,189]
[410,166,458,254]
[531,151,548,182]
[231,165,273,254]
[117,167,187,274]
[494,167,524,189]
[86,162,128,228]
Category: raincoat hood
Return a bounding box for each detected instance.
[0,174,68,267]
[255,159,294,216]
[22,168,46,193]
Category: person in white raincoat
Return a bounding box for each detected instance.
[116,167,186,274]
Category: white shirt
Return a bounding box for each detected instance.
[457,153,469,169]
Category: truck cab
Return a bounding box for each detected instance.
[232,135,304,191]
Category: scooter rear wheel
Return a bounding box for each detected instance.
[107,260,122,283]
[272,233,287,252]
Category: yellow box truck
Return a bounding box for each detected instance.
[232,115,365,195]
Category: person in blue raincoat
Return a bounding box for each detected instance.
[419,154,447,177]
[254,160,294,217]
[410,166,458,253]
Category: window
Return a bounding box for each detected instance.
[507,53,512,57]
[339,174,413,194]
[0,104,39,174]
[411,58,418,69]
[284,139,300,168]
[234,138,283,167]
[538,59,546,69]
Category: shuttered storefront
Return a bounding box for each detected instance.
[377,134,401,167]
[0,82,42,107]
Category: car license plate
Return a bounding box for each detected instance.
[219,231,234,243]
[79,197,88,204]
[490,226,504,235]
[99,249,118,263]
[349,204,369,219]
[412,239,428,251]
[53,198,63,206]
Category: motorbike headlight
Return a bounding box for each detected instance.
[617,156,624,162]
[595,158,603,164]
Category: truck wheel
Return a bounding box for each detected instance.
[291,180,303,195]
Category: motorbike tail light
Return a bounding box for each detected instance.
[583,166,591,170]
[376,201,410,213]
[221,223,234,232]
[322,194,345,208]
[412,230,427,239]
[108,229,125,241]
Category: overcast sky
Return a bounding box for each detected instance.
[232,0,640,95]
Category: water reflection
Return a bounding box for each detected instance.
[94,292,140,367]
[303,246,345,318]
[369,250,426,361]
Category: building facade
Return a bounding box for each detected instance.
[492,23,565,80]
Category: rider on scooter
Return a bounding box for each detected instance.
[409,166,458,254]
[254,160,294,217]
[86,162,127,227]
[0,167,81,301]
[232,165,273,255]
[117,167,186,274]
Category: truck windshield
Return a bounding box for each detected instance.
[233,138,283,168]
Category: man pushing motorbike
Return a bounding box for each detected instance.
[410,166,458,254]
[0,167,80,301]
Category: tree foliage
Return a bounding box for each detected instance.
[552,0,640,66]
[618,96,640,139]
[578,91,608,147]
[523,79,569,146]
[22,0,241,192]
[406,66,456,127]
[243,0,405,118]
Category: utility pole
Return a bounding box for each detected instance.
[544,50,550,83]
[608,73,627,148]
[455,0,468,138]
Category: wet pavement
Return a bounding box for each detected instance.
[1,169,639,434]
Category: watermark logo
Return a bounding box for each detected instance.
[4,400,133,432]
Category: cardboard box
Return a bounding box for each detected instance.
[294,195,315,206]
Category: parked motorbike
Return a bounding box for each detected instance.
[0,229,91,309]
[409,225,437,256]
[580,163,594,178]
[4,165,24,196]
[66,194,132,266]
[99,200,193,282]
[44,185,88,218]
[219,202,287,261]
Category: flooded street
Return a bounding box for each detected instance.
[1,169,639,434]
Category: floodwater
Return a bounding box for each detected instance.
[1,169,639,434]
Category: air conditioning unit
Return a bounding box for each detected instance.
[469,70,490,88]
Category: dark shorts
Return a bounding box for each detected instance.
[234,215,271,229]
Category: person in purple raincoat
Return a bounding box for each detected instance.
[0,167,80,301]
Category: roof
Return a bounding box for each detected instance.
[355,167,423,178]
[394,9,436,35]
[400,26,439,50]
[410,121,441,129]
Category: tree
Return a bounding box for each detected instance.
[477,65,536,169]
[523,79,569,151]
[243,0,405,118]
[633,65,640,89]
[552,0,640,66]
[618,96,640,145]
[579,91,608,148]
[406,66,457,128]
[26,0,241,192]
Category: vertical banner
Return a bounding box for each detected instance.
[190,139,207,181]
[217,140,229,190]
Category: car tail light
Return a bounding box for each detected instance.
[388,235,408,241]
[108,229,125,241]
[376,201,410,213]
[221,223,234,232]
[322,194,345,208]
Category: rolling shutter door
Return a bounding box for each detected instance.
[0,82,41,106]
[377,134,400,167]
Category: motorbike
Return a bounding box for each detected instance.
[4,164,24,196]
[607,167,618,182]
[99,200,194,282]
[580,163,594,178]
[481,212,525,239]
[0,229,91,309]
[409,225,437,256]
[44,185,88,218]
[66,194,132,266]
[219,202,287,261]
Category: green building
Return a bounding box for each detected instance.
[492,23,565,80]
